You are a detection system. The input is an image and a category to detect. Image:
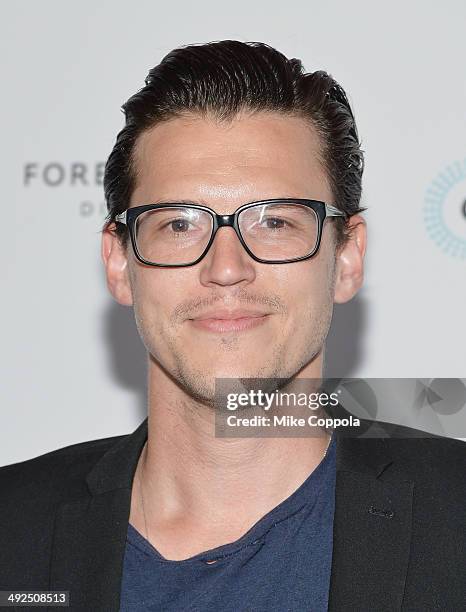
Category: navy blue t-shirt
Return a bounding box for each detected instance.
[120,434,336,612]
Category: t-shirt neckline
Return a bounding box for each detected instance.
[127,432,335,565]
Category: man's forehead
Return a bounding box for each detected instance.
[130,112,331,207]
[134,112,323,169]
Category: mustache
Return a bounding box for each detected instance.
[171,289,287,324]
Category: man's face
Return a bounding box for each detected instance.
[103,111,364,404]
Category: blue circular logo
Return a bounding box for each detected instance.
[424,159,466,259]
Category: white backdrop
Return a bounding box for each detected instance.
[1,0,465,465]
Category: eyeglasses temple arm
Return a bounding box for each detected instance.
[325,204,347,218]
[115,211,128,225]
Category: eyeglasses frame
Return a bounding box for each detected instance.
[114,198,347,267]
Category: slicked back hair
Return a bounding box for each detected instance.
[103,40,366,250]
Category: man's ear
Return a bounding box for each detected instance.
[333,214,367,304]
[101,223,134,306]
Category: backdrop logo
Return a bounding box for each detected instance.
[23,161,107,218]
[423,158,466,259]
[24,162,104,187]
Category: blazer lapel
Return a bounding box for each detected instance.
[328,433,414,611]
[48,419,149,612]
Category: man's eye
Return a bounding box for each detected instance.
[165,219,192,232]
[262,217,287,229]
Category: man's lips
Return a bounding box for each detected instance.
[192,309,269,321]
[188,309,271,333]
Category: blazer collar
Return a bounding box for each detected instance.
[85,417,395,495]
[85,417,148,495]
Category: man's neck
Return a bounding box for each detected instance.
[129,357,331,560]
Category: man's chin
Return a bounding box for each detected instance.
[197,364,269,382]
[183,366,291,403]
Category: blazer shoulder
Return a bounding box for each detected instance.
[340,417,466,488]
[371,419,466,483]
[0,432,127,502]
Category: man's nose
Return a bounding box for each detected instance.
[198,226,257,287]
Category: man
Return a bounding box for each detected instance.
[0,40,465,611]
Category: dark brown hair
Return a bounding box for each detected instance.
[103,40,366,249]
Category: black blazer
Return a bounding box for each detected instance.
[0,417,465,611]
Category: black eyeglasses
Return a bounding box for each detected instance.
[114,198,346,267]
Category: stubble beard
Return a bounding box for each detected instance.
[159,304,333,411]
